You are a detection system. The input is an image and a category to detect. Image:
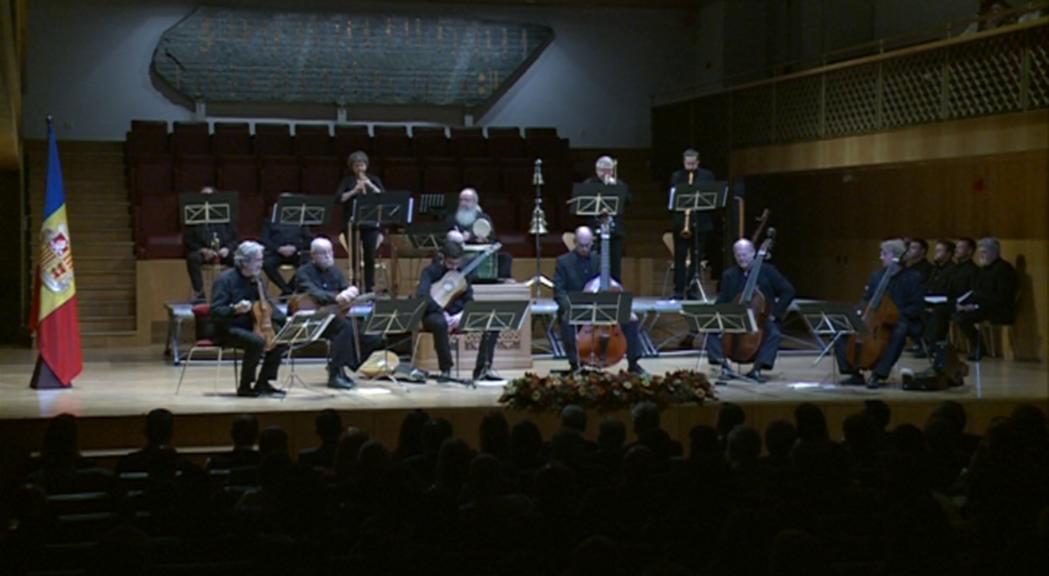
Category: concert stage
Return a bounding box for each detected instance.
[1,345,1045,463]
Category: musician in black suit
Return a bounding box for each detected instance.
[416,241,499,382]
[294,238,379,390]
[583,156,631,281]
[904,238,933,286]
[951,237,980,299]
[184,186,238,302]
[210,241,285,397]
[261,198,313,296]
[669,149,716,299]
[922,239,959,348]
[953,237,1019,360]
[554,226,646,375]
[705,238,795,383]
[335,151,385,293]
[835,239,925,389]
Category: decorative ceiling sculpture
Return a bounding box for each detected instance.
[152,7,553,108]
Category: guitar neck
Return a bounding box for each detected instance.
[459,242,502,277]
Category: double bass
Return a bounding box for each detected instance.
[843,256,902,369]
[721,228,777,363]
[576,217,628,367]
[252,275,278,351]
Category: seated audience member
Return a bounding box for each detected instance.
[298,409,344,472]
[953,237,1019,359]
[629,401,682,461]
[478,411,511,460]
[205,414,261,472]
[116,408,195,476]
[258,426,290,458]
[28,414,111,494]
[716,402,746,448]
[761,420,798,470]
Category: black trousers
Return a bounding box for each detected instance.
[420,311,498,374]
[224,325,286,391]
[263,251,303,295]
[954,308,997,354]
[324,316,381,376]
[673,230,707,296]
[187,250,233,293]
[607,234,624,282]
[557,307,641,369]
[360,227,380,293]
[705,319,782,370]
[923,304,952,346]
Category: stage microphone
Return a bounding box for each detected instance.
[533,158,544,186]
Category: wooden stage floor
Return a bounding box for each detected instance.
[1,345,1045,421]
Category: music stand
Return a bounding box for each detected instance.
[274,311,336,398]
[795,302,866,381]
[181,191,239,298]
[569,181,625,221]
[669,181,728,301]
[566,291,633,370]
[680,302,757,375]
[349,190,414,288]
[276,194,333,227]
[458,300,530,385]
[405,222,448,253]
[363,298,428,389]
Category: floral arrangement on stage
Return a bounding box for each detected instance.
[499,370,717,411]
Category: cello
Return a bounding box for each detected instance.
[721,228,777,363]
[252,275,278,351]
[843,256,902,370]
[576,217,628,367]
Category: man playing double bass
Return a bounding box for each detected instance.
[835,239,924,389]
[705,238,795,383]
[294,238,379,390]
[553,226,647,376]
[210,241,286,398]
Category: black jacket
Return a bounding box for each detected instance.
[336,174,385,228]
[925,261,956,296]
[210,268,285,332]
[715,263,795,320]
[949,259,980,299]
[669,167,716,233]
[184,222,237,253]
[908,259,933,286]
[970,257,1018,323]
[583,176,631,237]
[261,220,312,255]
[417,261,472,315]
[554,250,599,310]
[861,266,924,322]
[294,263,349,305]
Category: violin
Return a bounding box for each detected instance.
[575,216,628,367]
[252,275,278,351]
[843,256,902,370]
[721,228,777,363]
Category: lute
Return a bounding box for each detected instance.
[430,242,502,309]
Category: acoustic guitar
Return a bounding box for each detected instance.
[429,242,502,309]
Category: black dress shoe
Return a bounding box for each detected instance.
[866,374,885,390]
[254,381,286,396]
[719,364,740,380]
[436,369,454,382]
[328,373,356,390]
[745,368,768,383]
[840,373,865,386]
[628,363,650,377]
[236,386,258,398]
[191,291,207,304]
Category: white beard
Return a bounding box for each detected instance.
[455,208,478,229]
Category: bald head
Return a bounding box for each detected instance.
[458,188,479,211]
[311,237,335,269]
[574,226,594,257]
[733,239,756,270]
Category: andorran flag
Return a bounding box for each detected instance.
[29,119,83,389]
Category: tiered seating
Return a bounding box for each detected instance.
[127,121,572,258]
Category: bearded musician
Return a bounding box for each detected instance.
[416,240,500,382]
[448,188,495,244]
[335,150,385,293]
[294,238,381,390]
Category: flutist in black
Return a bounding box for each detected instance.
[210,241,285,398]
[294,238,380,390]
[554,226,646,375]
[670,149,716,299]
[335,150,386,293]
[705,239,795,383]
[184,187,237,302]
[583,156,631,281]
[261,199,313,297]
[953,237,1019,361]
[416,241,499,382]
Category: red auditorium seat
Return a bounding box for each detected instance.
[217,156,259,199]
[171,122,210,156]
[293,124,333,157]
[450,127,487,158]
[258,156,301,206]
[421,158,462,196]
[253,123,293,156]
[135,195,180,258]
[334,124,372,159]
[373,125,412,158]
[212,123,252,156]
[127,120,168,159]
[174,155,217,194]
[412,126,449,158]
[129,154,173,202]
[461,158,502,198]
[524,127,570,164]
[301,156,342,196]
[239,194,265,239]
[486,127,526,158]
[380,157,421,193]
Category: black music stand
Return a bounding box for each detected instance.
[569,181,625,222]
[795,302,867,384]
[566,292,633,370]
[180,191,240,227]
[276,194,333,227]
[406,222,448,252]
[458,300,530,385]
[680,302,757,377]
[274,311,336,398]
[349,190,415,286]
[669,181,728,301]
[363,298,428,389]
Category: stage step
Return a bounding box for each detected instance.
[80,315,137,333]
[74,241,134,259]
